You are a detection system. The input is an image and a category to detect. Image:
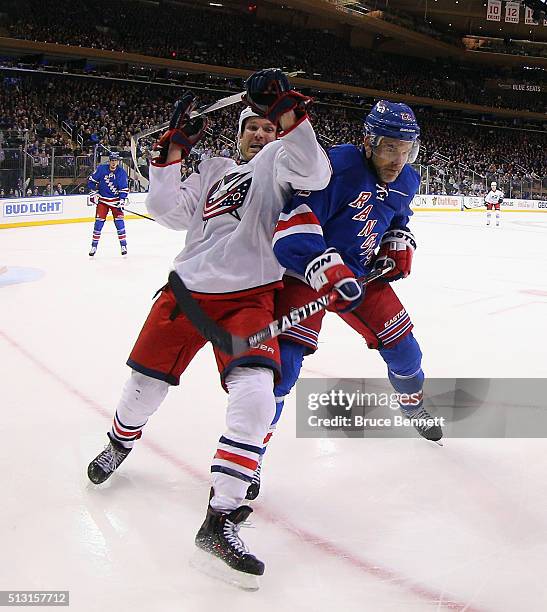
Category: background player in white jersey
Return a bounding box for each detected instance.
[87,69,331,589]
[484,181,503,227]
[87,152,129,256]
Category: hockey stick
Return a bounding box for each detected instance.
[89,200,155,222]
[130,91,244,187]
[123,207,155,222]
[168,261,395,357]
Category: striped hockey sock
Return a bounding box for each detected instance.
[109,410,146,449]
[114,218,127,247]
[92,218,106,247]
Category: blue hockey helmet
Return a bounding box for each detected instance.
[364,100,420,163]
[109,152,121,161]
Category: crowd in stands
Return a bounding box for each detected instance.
[3,0,546,113]
[0,70,545,199]
[471,39,547,59]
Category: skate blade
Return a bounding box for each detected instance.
[189,547,261,591]
[428,438,444,447]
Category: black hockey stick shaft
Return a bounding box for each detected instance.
[123,207,155,222]
[168,261,394,357]
[105,202,155,221]
[168,271,237,354]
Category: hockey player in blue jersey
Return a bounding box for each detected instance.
[87,152,129,256]
[244,101,443,497]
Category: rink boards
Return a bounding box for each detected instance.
[411,194,547,213]
[0,193,149,229]
[1,192,546,228]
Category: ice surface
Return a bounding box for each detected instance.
[1,211,547,611]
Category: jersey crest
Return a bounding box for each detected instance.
[104,173,119,195]
[203,168,252,221]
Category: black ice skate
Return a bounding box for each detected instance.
[121,245,127,256]
[245,460,262,501]
[87,432,131,484]
[401,405,443,443]
[89,246,97,257]
[192,503,265,590]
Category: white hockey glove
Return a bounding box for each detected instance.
[87,192,98,206]
[305,248,363,313]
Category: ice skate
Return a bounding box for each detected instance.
[89,246,97,257]
[401,405,443,444]
[192,502,264,590]
[121,245,127,256]
[87,432,132,484]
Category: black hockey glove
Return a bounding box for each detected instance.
[152,92,208,166]
[243,68,312,125]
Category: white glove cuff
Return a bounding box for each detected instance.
[379,229,416,252]
[305,248,344,291]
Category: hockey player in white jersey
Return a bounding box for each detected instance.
[484,181,503,227]
[87,69,331,589]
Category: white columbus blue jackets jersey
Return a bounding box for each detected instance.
[88,164,129,206]
[145,117,331,295]
[273,144,420,278]
[484,189,503,205]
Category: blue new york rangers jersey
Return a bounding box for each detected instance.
[273,144,420,277]
[88,164,129,206]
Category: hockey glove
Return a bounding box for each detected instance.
[305,248,363,313]
[87,192,98,206]
[152,92,208,166]
[243,68,312,124]
[373,229,416,282]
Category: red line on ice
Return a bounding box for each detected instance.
[520,289,547,297]
[489,300,544,315]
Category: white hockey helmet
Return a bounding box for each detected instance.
[238,107,260,139]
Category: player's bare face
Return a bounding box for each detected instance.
[367,137,414,183]
[109,160,119,172]
[239,118,276,161]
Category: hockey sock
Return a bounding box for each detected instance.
[92,218,105,246]
[111,371,169,448]
[380,333,424,410]
[211,367,275,512]
[388,367,425,412]
[110,410,145,449]
[252,340,306,459]
[256,397,283,461]
[114,217,127,246]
